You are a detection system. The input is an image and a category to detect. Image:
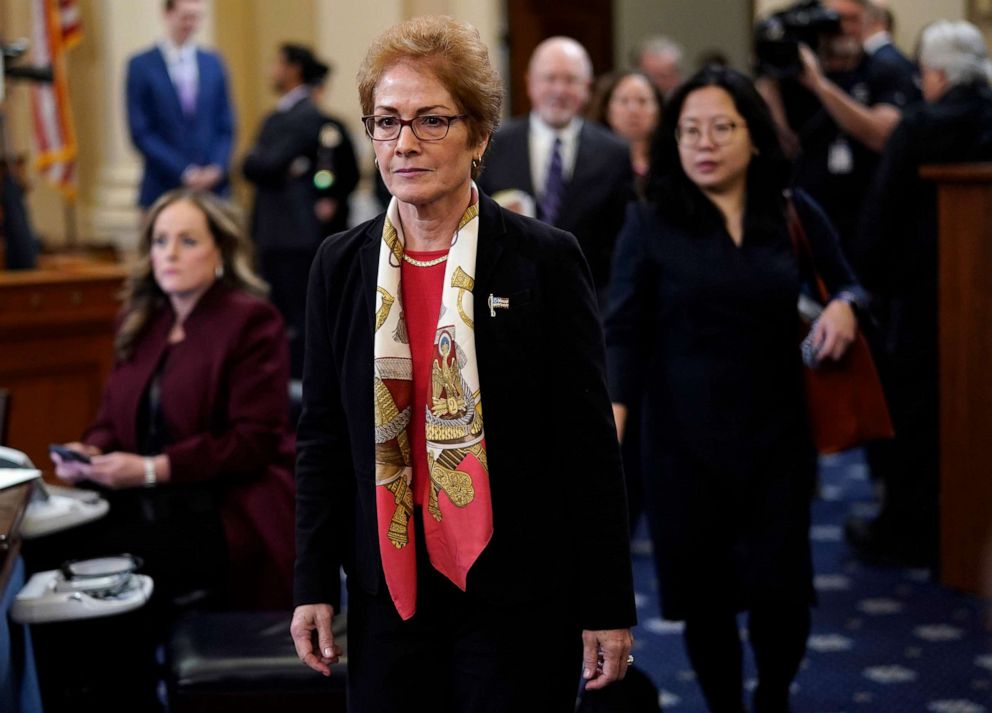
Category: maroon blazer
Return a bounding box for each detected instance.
[84,283,295,609]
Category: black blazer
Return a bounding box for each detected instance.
[856,82,992,353]
[294,193,636,631]
[243,96,359,251]
[477,117,633,300]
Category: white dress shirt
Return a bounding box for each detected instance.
[863,31,892,57]
[276,84,311,113]
[158,39,199,107]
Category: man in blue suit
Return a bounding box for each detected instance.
[126,0,235,208]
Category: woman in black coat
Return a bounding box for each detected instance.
[605,67,866,713]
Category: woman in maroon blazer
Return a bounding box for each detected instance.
[50,188,294,610]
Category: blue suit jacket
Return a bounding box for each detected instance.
[126,45,235,207]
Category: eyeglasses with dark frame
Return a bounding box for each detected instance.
[362,114,468,142]
[675,119,746,148]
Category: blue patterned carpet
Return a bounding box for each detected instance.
[629,450,992,712]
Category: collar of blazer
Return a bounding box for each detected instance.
[359,193,509,330]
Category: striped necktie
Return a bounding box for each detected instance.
[539,136,564,225]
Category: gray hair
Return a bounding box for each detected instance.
[919,20,992,87]
[630,35,684,68]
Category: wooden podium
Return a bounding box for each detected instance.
[0,261,127,479]
[920,164,992,595]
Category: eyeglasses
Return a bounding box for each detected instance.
[362,114,467,142]
[675,119,745,148]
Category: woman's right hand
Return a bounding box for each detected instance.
[290,603,341,677]
[50,442,101,482]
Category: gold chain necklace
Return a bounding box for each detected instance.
[401,252,448,267]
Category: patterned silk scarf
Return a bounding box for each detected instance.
[373,189,493,620]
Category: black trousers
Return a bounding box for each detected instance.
[346,519,583,712]
[682,602,810,713]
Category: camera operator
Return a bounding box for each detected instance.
[755,0,919,255]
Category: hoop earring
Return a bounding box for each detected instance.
[215,264,225,280]
[374,157,380,168]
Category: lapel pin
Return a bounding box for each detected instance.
[487,294,510,317]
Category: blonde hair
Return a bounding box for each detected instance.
[115,189,268,360]
[357,16,503,177]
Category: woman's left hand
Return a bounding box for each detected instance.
[812,299,858,364]
[85,452,148,489]
[582,628,633,690]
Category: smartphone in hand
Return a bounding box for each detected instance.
[49,444,92,464]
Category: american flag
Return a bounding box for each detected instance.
[30,0,82,199]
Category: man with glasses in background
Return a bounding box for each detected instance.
[478,37,632,307]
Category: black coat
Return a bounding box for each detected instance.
[857,82,992,307]
[477,118,633,302]
[243,96,359,250]
[854,82,992,469]
[866,42,920,110]
[294,193,636,631]
[605,192,862,619]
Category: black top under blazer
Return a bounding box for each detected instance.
[294,193,636,631]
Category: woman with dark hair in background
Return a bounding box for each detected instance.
[243,43,359,377]
[606,66,866,712]
[589,70,662,198]
[588,69,663,536]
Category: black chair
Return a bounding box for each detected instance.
[167,609,348,713]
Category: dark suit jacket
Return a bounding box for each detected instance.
[294,194,636,631]
[477,117,633,301]
[84,284,295,608]
[243,96,359,250]
[866,42,920,109]
[126,45,235,207]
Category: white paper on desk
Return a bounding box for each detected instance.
[0,445,35,469]
[0,468,41,490]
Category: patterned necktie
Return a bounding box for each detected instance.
[539,136,564,225]
[176,51,197,117]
